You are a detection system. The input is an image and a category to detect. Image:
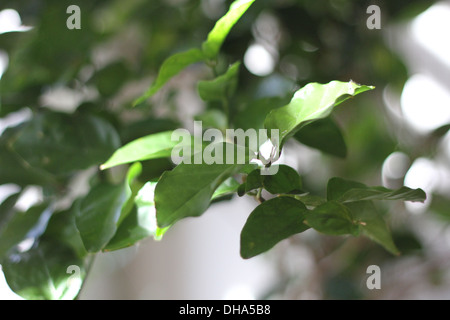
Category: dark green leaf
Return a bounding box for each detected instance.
[327,177,426,203]
[134,48,205,106]
[294,194,327,207]
[240,196,309,259]
[42,205,87,259]
[89,61,130,97]
[262,165,302,194]
[194,109,228,131]
[2,240,86,300]
[264,81,374,148]
[233,96,289,131]
[198,62,240,101]
[294,117,347,158]
[0,203,53,262]
[75,183,127,252]
[11,112,120,176]
[345,201,400,255]
[305,201,359,236]
[201,0,255,59]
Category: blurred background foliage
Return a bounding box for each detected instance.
[1,0,450,299]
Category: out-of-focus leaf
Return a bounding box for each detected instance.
[198,62,240,101]
[0,202,53,262]
[133,48,205,106]
[264,81,374,148]
[240,196,309,259]
[75,183,127,253]
[195,109,228,130]
[11,112,120,176]
[294,117,347,158]
[201,0,255,59]
[2,240,85,300]
[89,61,130,97]
[233,96,289,131]
[305,201,359,236]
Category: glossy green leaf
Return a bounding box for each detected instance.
[198,62,240,101]
[155,143,250,227]
[212,177,240,200]
[105,182,168,251]
[2,240,85,300]
[327,177,426,203]
[11,112,120,176]
[345,201,400,255]
[133,48,205,106]
[240,196,309,259]
[101,131,183,170]
[262,165,302,194]
[294,117,347,158]
[117,162,143,225]
[294,194,327,207]
[0,203,53,262]
[305,201,359,236]
[264,81,374,148]
[238,168,263,196]
[201,0,255,59]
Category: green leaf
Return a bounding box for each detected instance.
[194,109,228,131]
[233,96,289,131]
[2,240,86,300]
[43,205,87,259]
[212,177,240,200]
[105,182,168,251]
[75,183,127,252]
[198,62,240,101]
[305,201,359,236]
[345,201,400,255]
[240,196,309,259]
[117,162,143,225]
[201,0,255,60]
[264,80,374,148]
[238,168,263,196]
[101,131,184,170]
[155,143,250,227]
[0,203,53,262]
[133,48,205,106]
[11,112,120,176]
[294,117,347,158]
[294,194,327,208]
[262,165,302,194]
[327,177,427,203]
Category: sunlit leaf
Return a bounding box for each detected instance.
[212,177,240,200]
[264,81,374,148]
[201,0,255,59]
[101,131,183,170]
[240,196,309,259]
